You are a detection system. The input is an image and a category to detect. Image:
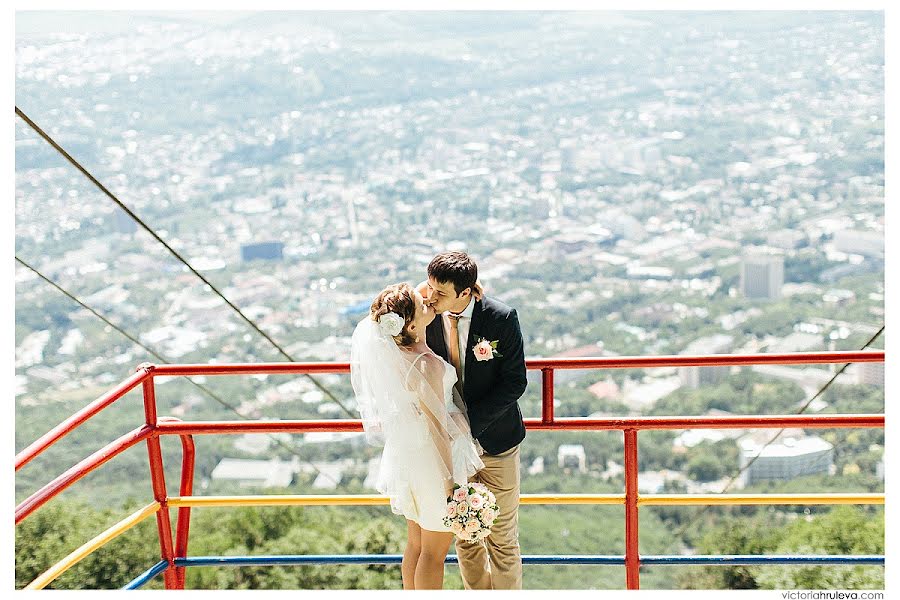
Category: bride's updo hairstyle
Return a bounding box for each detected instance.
[370,283,417,348]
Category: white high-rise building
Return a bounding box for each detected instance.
[740,250,784,300]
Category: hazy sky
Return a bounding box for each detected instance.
[16,11,259,36]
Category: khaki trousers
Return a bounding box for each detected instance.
[456,444,522,590]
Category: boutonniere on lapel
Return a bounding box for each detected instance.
[472,336,502,361]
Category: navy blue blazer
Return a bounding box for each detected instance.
[425,295,527,455]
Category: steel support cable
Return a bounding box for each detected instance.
[15,256,341,486]
[14,106,354,419]
[671,325,885,539]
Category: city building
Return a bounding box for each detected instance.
[527,456,545,476]
[637,469,686,494]
[241,241,284,262]
[673,410,745,449]
[767,229,806,250]
[833,229,884,258]
[740,249,784,300]
[210,457,300,488]
[857,361,884,387]
[588,378,620,401]
[558,444,587,473]
[823,289,856,306]
[739,436,834,485]
[679,334,734,389]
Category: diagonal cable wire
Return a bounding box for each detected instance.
[671,325,885,539]
[15,105,354,419]
[15,255,344,486]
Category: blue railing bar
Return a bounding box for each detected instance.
[124,554,884,589]
[174,554,624,567]
[642,555,884,565]
[122,559,168,589]
[172,554,885,568]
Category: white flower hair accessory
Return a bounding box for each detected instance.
[378,312,405,337]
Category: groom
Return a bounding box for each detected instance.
[419,251,527,590]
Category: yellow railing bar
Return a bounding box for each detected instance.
[522,494,625,505]
[168,495,389,507]
[166,493,628,507]
[167,493,627,508]
[640,493,884,506]
[167,492,883,509]
[25,501,160,590]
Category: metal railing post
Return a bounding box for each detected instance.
[624,429,640,590]
[141,368,177,589]
[164,419,196,591]
[541,368,554,424]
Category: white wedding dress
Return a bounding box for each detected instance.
[351,318,484,532]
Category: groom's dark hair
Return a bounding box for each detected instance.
[428,251,478,296]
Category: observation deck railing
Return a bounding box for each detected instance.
[14,351,885,590]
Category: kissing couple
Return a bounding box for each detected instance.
[350,251,527,589]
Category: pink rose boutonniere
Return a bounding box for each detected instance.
[472,336,502,362]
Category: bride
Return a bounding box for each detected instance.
[350,282,484,589]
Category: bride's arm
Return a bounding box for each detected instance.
[418,401,453,474]
[414,355,453,472]
[447,397,483,455]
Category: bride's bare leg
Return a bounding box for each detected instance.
[414,528,454,589]
[402,519,421,589]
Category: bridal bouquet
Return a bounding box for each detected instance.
[443,482,499,541]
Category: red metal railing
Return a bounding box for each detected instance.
[15,367,152,470]
[15,351,885,590]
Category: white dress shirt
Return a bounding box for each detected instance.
[441,297,475,385]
